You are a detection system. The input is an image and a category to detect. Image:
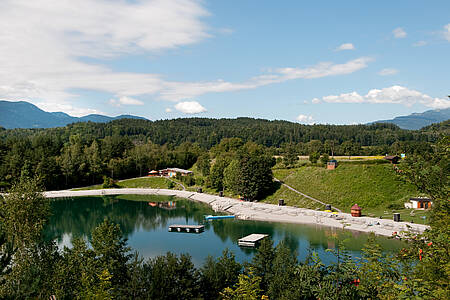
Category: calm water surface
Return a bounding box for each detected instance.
[46,195,403,266]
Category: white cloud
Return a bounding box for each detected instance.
[443,24,450,41]
[311,86,450,109]
[174,101,207,114]
[35,102,104,117]
[159,57,373,101]
[0,0,209,111]
[413,40,427,47]
[296,114,314,124]
[323,91,364,103]
[0,0,373,115]
[165,107,173,113]
[378,68,399,76]
[109,96,144,107]
[335,43,355,51]
[393,27,407,38]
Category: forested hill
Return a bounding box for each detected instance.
[0,100,146,128]
[373,107,450,130]
[0,117,442,148]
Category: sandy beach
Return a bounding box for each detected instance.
[44,188,430,237]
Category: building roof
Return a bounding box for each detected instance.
[384,155,400,160]
[148,170,159,174]
[351,204,361,210]
[328,160,338,163]
[409,197,432,202]
[161,168,193,174]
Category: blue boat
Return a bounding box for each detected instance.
[205,215,235,221]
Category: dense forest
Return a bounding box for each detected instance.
[0,118,446,191]
[0,117,445,148]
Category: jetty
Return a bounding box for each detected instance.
[238,234,268,247]
[168,224,204,233]
[205,215,235,221]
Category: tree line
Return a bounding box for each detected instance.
[0,118,442,192]
[0,117,442,149]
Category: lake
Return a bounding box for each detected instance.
[46,194,404,266]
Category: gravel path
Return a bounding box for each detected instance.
[43,188,428,237]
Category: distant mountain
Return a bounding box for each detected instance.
[372,108,450,130]
[0,100,147,129]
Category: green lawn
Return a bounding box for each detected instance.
[262,183,320,209]
[73,176,177,190]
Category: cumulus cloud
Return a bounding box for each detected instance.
[296,114,314,124]
[393,27,407,38]
[413,41,427,47]
[443,24,450,41]
[0,0,209,111]
[174,101,207,114]
[0,0,373,115]
[109,96,144,107]
[159,57,373,101]
[35,102,104,117]
[311,86,450,109]
[165,107,173,113]
[378,68,399,76]
[335,43,355,51]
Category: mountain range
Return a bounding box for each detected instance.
[373,108,450,130]
[0,100,449,130]
[0,100,146,129]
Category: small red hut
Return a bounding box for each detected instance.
[351,204,362,217]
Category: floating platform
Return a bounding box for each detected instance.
[168,224,204,233]
[238,234,268,247]
[205,215,235,221]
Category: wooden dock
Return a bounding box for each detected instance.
[238,234,268,247]
[168,224,204,233]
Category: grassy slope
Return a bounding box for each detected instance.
[266,164,429,223]
[74,177,176,190]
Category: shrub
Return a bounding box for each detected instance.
[102,176,118,188]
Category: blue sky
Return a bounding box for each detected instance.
[0,0,449,124]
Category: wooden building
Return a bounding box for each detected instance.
[384,155,400,164]
[160,168,193,178]
[327,159,338,170]
[148,170,160,177]
[351,204,362,217]
[404,197,433,209]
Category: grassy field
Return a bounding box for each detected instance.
[73,176,177,190]
[262,183,320,209]
[265,164,429,223]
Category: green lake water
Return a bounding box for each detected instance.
[46,195,404,266]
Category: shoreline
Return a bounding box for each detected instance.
[44,188,429,237]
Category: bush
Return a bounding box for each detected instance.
[102,176,118,188]
[182,175,195,187]
[309,152,320,164]
[320,154,329,165]
[167,181,175,189]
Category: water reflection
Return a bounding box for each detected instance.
[46,195,403,265]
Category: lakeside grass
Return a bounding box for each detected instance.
[73,176,177,191]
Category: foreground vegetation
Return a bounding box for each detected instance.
[0,136,448,299]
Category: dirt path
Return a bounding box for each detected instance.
[274,178,343,213]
